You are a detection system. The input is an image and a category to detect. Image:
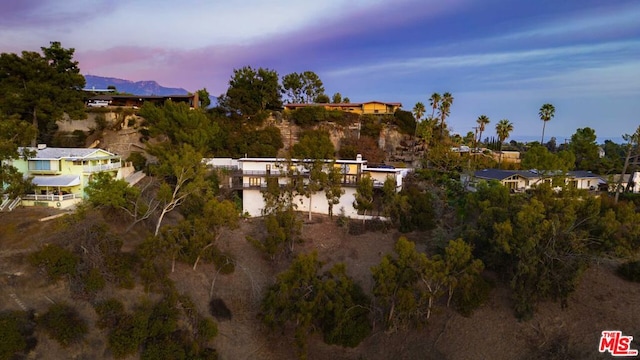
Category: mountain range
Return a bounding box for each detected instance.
[83,75,189,96]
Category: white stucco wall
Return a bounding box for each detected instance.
[242,187,361,218]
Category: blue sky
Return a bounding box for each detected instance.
[1,0,639,141]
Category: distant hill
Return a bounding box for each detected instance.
[83,75,189,96]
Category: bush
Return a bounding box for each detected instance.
[453,275,494,317]
[0,310,37,359]
[83,267,106,295]
[126,152,147,171]
[616,260,640,282]
[94,298,125,329]
[38,303,88,347]
[29,244,79,281]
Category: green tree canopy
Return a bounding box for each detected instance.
[139,100,221,154]
[218,66,282,122]
[292,129,335,159]
[569,127,600,170]
[261,252,371,357]
[0,42,86,145]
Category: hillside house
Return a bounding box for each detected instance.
[205,155,408,218]
[470,169,606,192]
[283,101,402,116]
[6,145,133,209]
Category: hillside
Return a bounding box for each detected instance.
[1,207,639,359]
[84,75,189,96]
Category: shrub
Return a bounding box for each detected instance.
[94,298,125,330]
[0,310,37,359]
[616,260,640,282]
[38,303,88,347]
[29,244,79,281]
[453,275,494,317]
[83,267,106,295]
[126,152,147,171]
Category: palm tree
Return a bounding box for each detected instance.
[412,102,425,122]
[539,103,555,144]
[428,92,441,118]
[496,119,514,168]
[476,115,490,146]
[438,92,454,137]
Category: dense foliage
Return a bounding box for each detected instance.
[261,252,371,358]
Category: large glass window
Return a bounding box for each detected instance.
[29,160,51,170]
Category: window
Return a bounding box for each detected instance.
[249,177,261,187]
[29,160,51,171]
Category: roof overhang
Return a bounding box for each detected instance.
[31,175,81,187]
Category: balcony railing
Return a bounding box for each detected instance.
[83,162,121,172]
[23,193,81,201]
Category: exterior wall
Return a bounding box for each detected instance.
[242,187,360,218]
[361,102,398,115]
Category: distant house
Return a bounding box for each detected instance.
[610,172,640,193]
[205,155,408,218]
[470,169,606,192]
[283,101,402,116]
[86,93,198,109]
[7,145,133,209]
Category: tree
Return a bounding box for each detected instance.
[139,100,221,154]
[292,129,335,159]
[324,163,345,219]
[412,102,425,122]
[353,175,374,224]
[438,92,454,138]
[148,143,207,236]
[332,92,343,104]
[314,93,330,103]
[219,66,282,122]
[495,119,514,168]
[191,198,239,270]
[0,115,37,197]
[569,127,600,170]
[282,72,303,103]
[281,71,325,104]
[0,42,86,146]
[85,172,160,231]
[521,144,575,178]
[196,88,212,108]
[442,239,484,307]
[539,103,555,144]
[0,310,37,359]
[261,252,371,358]
[476,115,490,146]
[615,125,640,203]
[428,92,441,118]
[38,303,87,347]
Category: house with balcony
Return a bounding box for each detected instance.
[204,155,407,218]
[283,101,402,116]
[8,145,131,209]
[469,169,606,192]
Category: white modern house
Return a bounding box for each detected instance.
[205,155,408,218]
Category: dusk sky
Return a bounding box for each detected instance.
[1,0,639,141]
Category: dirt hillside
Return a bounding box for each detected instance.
[1,207,639,359]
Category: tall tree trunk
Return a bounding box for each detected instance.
[31,108,38,147]
[615,145,633,204]
[541,121,546,144]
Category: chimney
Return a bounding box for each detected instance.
[356,153,362,162]
[37,144,47,150]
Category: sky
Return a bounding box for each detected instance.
[1,0,639,142]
